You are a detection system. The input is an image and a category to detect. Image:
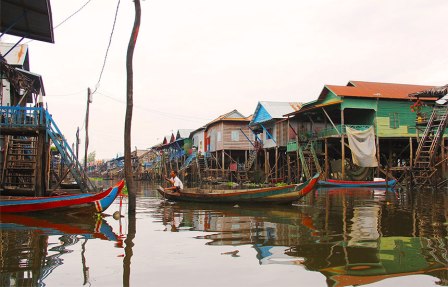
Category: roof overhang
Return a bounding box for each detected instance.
[409,84,448,99]
[16,68,45,96]
[1,0,55,43]
[285,100,342,117]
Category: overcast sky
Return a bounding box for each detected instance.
[6,0,448,160]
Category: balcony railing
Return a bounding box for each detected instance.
[0,106,45,127]
[317,124,372,138]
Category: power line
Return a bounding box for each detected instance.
[91,0,121,95]
[24,0,94,44]
[54,0,93,29]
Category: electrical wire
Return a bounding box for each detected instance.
[91,0,121,95]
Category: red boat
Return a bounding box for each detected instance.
[0,180,125,213]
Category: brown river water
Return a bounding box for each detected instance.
[1,181,447,287]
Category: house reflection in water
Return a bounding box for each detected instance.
[158,188,448,286]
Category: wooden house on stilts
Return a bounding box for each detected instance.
[1,3,95,195]
[249,101,303,183]
[203,110,253,183]
[286,81,437,182]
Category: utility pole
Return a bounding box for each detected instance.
[84,88,92,172]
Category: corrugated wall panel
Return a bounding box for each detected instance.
[253,105,272,124]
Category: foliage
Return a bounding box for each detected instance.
[275,182,287,187]
[87,151,96,163]
[122,183,128,195]
[410,99,423,113]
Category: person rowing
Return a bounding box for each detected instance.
[164,170,183,193]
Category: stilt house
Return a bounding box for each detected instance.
[248,101,303,183]
[286,81,436,181]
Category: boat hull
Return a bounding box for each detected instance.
[0,180,125,213]
[158,174,319,204]
[318,179,396,188]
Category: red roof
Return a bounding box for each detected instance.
[321,81,435,100]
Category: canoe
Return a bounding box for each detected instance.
[0,180,125,213]
[157,173,319,204]
[318,178,396,188]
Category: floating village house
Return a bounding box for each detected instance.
[202,110,253,181]
[1,1,94,195]
[285,81,441,182]
[248,101,303,183]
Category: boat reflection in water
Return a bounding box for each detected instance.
[155,187,448,286]
[0,214,120,287]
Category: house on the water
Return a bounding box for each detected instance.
[248,101,303,183]
[286,81,437,181]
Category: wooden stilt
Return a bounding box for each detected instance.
[341,109,345,180]
[325,137,329,179]
[275,147,278,180]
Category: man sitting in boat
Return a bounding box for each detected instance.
[165,170,184,192]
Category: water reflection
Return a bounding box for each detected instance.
[0,214,120,286]
[154,187,448,286]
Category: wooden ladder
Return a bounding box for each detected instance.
[2,136,38,192]
[413,105,448,184]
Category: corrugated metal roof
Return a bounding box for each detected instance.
[321,81,435,100]
[250,101,303,125]
[1,0,54,43]
[259,101,302,118]
[205,109,248,127]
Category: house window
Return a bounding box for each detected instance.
[266,128,273,140]
[217,131,222,142]
[231,130,239,141]
[389,113,400,129]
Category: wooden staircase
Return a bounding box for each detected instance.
[245,149,258,171]
[298,140,322,180]
[2,136,37,191]
[413,105,448,184]
[195,154,209,179]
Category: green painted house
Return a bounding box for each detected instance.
[286,81,437,180]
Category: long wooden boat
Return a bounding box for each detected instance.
[0,180,125,213]
[157,173,319,204]
[318,178,396,188]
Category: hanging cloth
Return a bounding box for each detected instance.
[346,126,378,167]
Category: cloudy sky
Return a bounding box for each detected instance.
[7,0,448,159]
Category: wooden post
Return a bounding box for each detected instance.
[341,108,345,179]
[409,137,413,168]
[84,88,91,172]
[35,133,45,196]
[264,149,269,180]
[325,137,329,179]
[275,146,278,180]
[442,137,446,175]
[221,150,225,178]
[296,135,300,181]
[76,127,80,159]
[287,153,291,183]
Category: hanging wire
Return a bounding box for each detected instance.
[24,0,94,44]
[91,0,121,95]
